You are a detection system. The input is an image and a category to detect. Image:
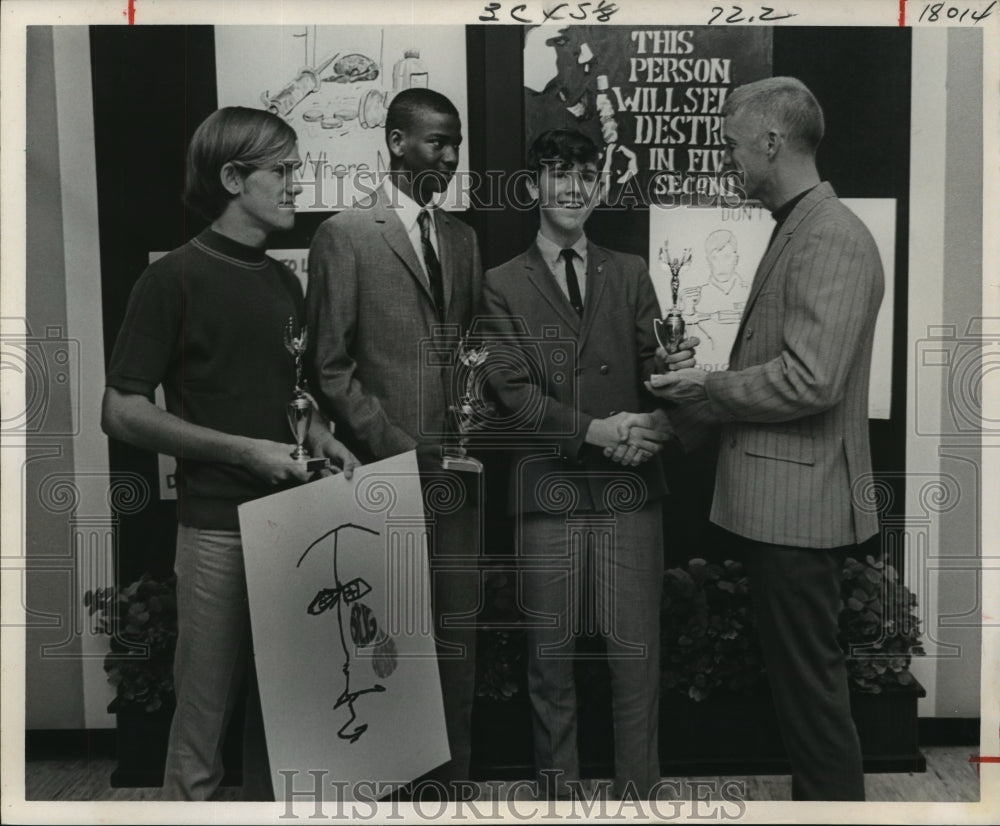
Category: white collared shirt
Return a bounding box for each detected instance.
[535,231,588,305]
[383,177,439,280]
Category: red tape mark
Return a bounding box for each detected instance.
[969,756,1000,763]
[899,0,906,26]
[124,0,135,25]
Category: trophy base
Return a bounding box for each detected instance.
[441,454,483,473]
[305,457,330,473]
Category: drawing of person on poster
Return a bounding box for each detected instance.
[681,228,750,371]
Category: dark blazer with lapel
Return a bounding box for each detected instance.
[306,187,483,462]
[675,182,884,548]
[482,241,668,515]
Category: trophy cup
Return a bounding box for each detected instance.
[653,242,693,355]
[284,318,330,473]
[441,335,491,473]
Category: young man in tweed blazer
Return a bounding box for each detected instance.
[306,89,482,796]
[648,77,885,801]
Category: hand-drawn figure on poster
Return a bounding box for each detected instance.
[672,229,750,372]
[238,453,449,796]
[297,522,398,744]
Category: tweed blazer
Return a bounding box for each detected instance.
[675,182,884,548]
[306,187,483,462]
[482,242,668,516]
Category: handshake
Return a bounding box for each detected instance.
[586,408,675,467]
[582,334,699,466]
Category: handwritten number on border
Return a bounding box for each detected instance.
[917,1,995,23]
[707,6,797,24]
[479,1,619,23]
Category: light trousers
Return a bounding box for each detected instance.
[162,525,271,801]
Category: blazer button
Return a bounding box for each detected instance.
[745,328,754,339]
[730,437,737,448]
[600,364,609,375]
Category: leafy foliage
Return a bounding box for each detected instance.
[87,555,923,713]
[85,574,178,713]
[660,558,763,701]
[477,554,924,704]
[839,555,925,694]
[475,570,526,702]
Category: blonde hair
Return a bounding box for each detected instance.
[184,107,298,220]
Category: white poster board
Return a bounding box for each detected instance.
[215,26,470,210]
[238,451,448,799]
[649,199,895,419]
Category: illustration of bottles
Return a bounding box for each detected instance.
[392,49,429,91]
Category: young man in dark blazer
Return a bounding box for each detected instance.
[306,88,482,795]
[648,77,884,800]
[481,129,692,799]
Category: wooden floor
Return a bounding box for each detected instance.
[24,746,979,802]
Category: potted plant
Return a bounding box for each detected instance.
[840,554,925,693]
[86,573,177,786]
[471,553,926,776]
[839,553,927,772]
[472,568,533,778]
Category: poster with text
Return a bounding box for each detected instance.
[238,452,448,798]
[524,25,771,205]
[649,200,895,419]
[216,26,469,210]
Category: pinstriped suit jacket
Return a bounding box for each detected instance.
[306,187,483,462]
[675,182,884,548]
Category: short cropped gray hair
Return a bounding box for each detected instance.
[721,76,825,153]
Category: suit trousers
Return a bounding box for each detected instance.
[519,502,663,798]
[410,459,480,793]
[739,537,865,801]
[162,525,272,801]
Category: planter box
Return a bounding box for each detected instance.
[110,704,245,789]
[470,679,926,779]
[109,708,173,787]
[657,681,927,775]
[471,693,534,780]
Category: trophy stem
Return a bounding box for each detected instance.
[287,394,313,461]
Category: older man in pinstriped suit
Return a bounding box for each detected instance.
[647,77,884,800]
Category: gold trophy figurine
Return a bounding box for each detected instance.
[284,318,329,472]
[442,336,491,473]
[653,242,693,355]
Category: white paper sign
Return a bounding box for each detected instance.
[649,199,895,419]
[238,451,448,799]
[215,26,470,210]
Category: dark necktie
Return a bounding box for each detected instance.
[418,209,446,321]
[560,248,584,316]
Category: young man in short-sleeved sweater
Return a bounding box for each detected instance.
[103,107,357,801]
